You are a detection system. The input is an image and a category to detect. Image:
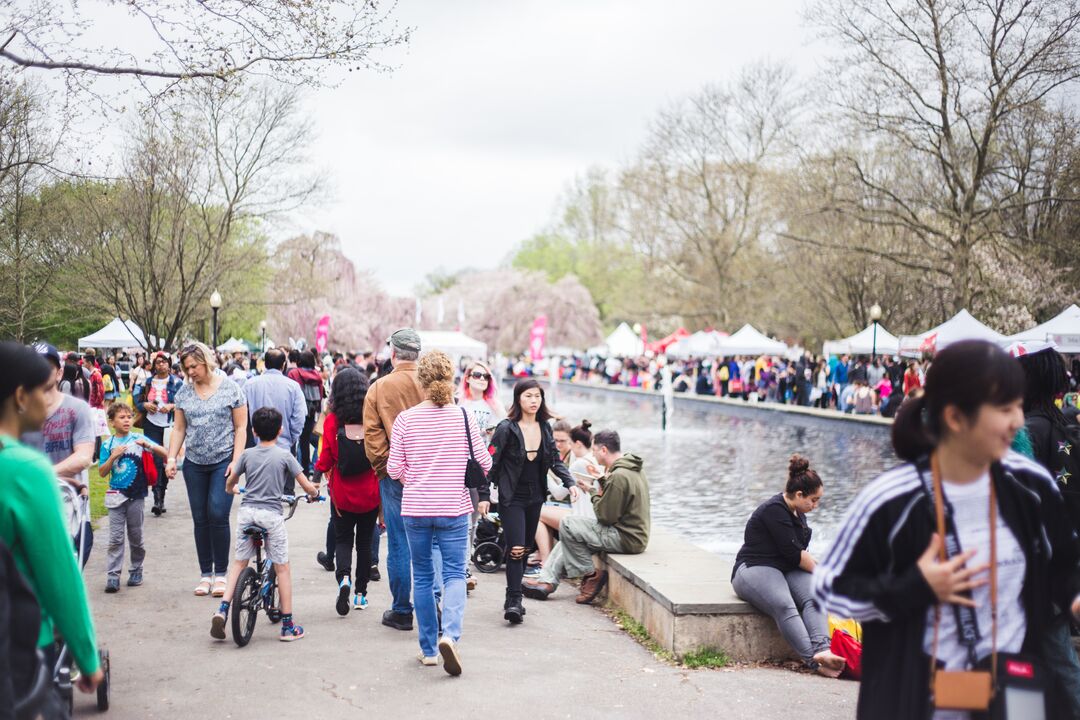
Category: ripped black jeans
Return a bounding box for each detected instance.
[501,501,542,597]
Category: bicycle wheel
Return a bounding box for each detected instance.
[96,649,110,711]
[231,567,260,647]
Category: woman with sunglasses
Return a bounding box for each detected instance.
[815,340,1080,719]
[458,361,504,591]
[479,379,577,625]
[166,342,248,598]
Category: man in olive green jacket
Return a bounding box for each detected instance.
[523,429,649,604]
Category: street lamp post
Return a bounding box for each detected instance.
[210,290,222,350]
[260,320,267,354]
[870,303,882,362]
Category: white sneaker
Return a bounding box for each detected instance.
[417,653,438,666]
[353,593,368,610]
[438,637,462,676]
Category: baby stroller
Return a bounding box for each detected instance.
[55,482,111,714]
[471,512,505,573]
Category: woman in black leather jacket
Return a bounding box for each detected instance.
[478,379,576,625]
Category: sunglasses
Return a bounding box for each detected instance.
[469,371,491,380]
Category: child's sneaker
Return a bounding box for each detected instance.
[353,593,368,610]
[336,577,351,616]
[210,612,227,640]
[280,624,305,642]
[104,578,119,593]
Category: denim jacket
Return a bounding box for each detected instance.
[133,374,183,424]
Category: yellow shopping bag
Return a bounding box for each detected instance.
[828,615,862,642]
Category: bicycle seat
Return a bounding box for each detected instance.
[242,524,267,537]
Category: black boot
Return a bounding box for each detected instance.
[504,589,525,624]
[151,485,164,516]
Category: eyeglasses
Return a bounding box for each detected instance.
[469,371,491,380]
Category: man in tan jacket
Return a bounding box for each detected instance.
[363,328,423,631]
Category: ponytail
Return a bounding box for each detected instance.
[891,393,935,462]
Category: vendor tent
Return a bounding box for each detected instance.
[599,322,645,357]
[216,337,250,354]
[667,330,727,358]
[716,325,788,356]
[417,331,487,361]
[1008,304,1080,353]
[823,323,901,357]
[78,318,154,349]
[898,310,1004,356]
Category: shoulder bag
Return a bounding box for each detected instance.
[461,407,487,489]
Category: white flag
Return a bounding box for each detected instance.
[415,298,422,325]
[457,299,466,326]
[437,298,445,325]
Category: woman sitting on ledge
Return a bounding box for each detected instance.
[731,454,846,677]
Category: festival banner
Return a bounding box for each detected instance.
[315,315,331,353]
[529,315,547,362]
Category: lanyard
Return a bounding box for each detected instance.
[918,454,998,670]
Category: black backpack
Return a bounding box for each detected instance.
[337,424,372,476]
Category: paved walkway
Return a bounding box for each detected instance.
[78,475,858,719]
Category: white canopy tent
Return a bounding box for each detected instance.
[716,324,788,356]
[78,318,155,349]
[216,337,249,354]
[417,331,487,362]
[898,310,1004,356]
[594,322,645,357]
[667,330,726,358]
[1008,304,1080,354]
[823,323,901,357]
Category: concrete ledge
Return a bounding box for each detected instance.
[603,528,797,662]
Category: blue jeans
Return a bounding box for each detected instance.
[183,459,234,575]
[404,514,468,657]
[380,477,413,614]
[1042,612,1080,717]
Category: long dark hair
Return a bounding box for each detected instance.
[329,366,368,424]
[1018,349,1069,429]
[1,343,53,406]
[892,340,1024,461]
[507,378,555,423]
[62,362,88,400]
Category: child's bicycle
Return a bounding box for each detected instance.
[231,492,323,648]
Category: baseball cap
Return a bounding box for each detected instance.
[388,328,421,353]
[32,342,62,368]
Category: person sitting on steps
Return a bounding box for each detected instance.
[520,429,649,604]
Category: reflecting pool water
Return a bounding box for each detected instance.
[544,384,897,557]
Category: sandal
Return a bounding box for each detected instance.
[194,577,212,596]
[211,577,227,597]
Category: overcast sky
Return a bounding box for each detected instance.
[290,1,821,296]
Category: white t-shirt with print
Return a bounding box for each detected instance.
[922,472,1027,720]
[145,377,172,427]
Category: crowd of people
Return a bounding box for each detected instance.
[6,326,1080,717]
[1,327,653,714]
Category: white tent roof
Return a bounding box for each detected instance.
[716,324,788,356]
[599,322,645,357]
[823,323,901,357]
[216,337,249,353]
[78,318,154,349]
[1008,304,1080,354]
[667,330,726,358]
[417,331,487,360]
[898,309,1004,356]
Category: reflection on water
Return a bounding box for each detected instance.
[546,384,897,557]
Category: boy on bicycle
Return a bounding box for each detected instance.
[211,407,319,642]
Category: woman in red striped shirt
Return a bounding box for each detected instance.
[387,350,491,676]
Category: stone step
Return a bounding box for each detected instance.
[603,528,798,662]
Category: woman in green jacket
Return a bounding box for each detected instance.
[0,342,102,707]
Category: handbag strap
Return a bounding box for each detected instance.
[461,407,476,460]
[928,453,999,685]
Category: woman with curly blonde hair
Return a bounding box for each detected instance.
[386,350,491,676]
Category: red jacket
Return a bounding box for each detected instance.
[315,411,379,513]
[287,367,325,397]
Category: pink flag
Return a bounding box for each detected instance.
[315,315,331,353]
[529,315,547,362]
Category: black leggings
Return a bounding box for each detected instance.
[501,501,542,596]
[334,506,379,595]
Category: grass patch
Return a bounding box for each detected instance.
[88,472,107,522]
[681,647,731,669]
[607,605,731,669]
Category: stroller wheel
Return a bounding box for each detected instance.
[96,649,110,711]
[472,541,503,574]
